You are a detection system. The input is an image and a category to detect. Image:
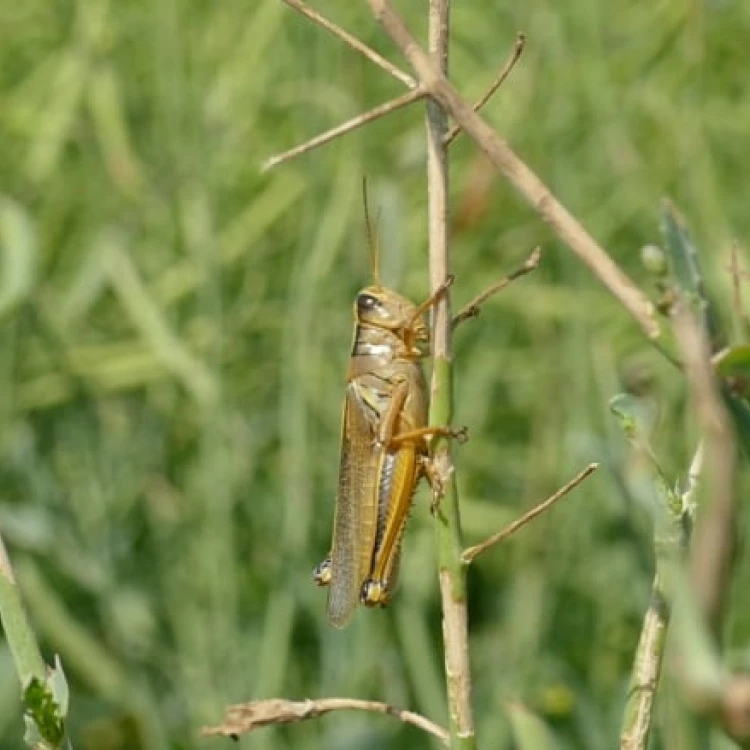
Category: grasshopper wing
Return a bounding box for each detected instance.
[327,383,381,627]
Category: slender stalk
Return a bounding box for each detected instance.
[280,0,416,89]
[461,463,598,565]
[444,32,526,147]
[452,247,540,329]
[0,534,73,749]
[425,2,475,748]
[0,535,46,686]
[261,87,426,172]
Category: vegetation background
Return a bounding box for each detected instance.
[1,0,749,748]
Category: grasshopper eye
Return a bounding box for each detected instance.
[357,294,380,314]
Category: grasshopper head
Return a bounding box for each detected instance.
[355,286,429,350]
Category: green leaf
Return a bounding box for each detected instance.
[661,201,702,297]
[660,201,721,347]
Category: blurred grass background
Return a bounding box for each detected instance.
[1,0,749,748]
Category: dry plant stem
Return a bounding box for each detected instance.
[424,1,475,747]
[453,246,541,328]
[363,0,659,341]
[444,32,526,147]
[672,304,735,639]
[262,87,426,172]
[280,0,416,89]
[620,581,669,750]
[461,463,598,564]
[201,697,449,745]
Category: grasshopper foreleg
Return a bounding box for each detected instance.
[388,424,467,449]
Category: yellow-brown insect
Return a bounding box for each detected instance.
[313,201,456,628]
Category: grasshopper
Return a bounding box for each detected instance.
[314,197,461,628]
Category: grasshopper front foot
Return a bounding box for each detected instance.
[420,429,466,516]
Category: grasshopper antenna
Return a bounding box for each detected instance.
[362,177,382,288]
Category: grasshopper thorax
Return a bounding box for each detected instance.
[354,285,428,355]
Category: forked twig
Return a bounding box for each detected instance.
[201,697,449,745]
[444,32,526,147]
[363,0,660,342]
[262,87,426,172]
[281,0,416,89]
[452,246,541,328]
[461,463,598,564]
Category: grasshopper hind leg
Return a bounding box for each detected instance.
[360,578,391,608]
[360,517,405,609]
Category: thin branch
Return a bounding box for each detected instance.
[444,33,526,147]
[262,87,426,172]
[452,246,541,328]
[201,698,449,745]
[363,0,659,341]
[423,1,476,748]
[461,463,598,565]
[672,302,735,639]
[280,0,416,89]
